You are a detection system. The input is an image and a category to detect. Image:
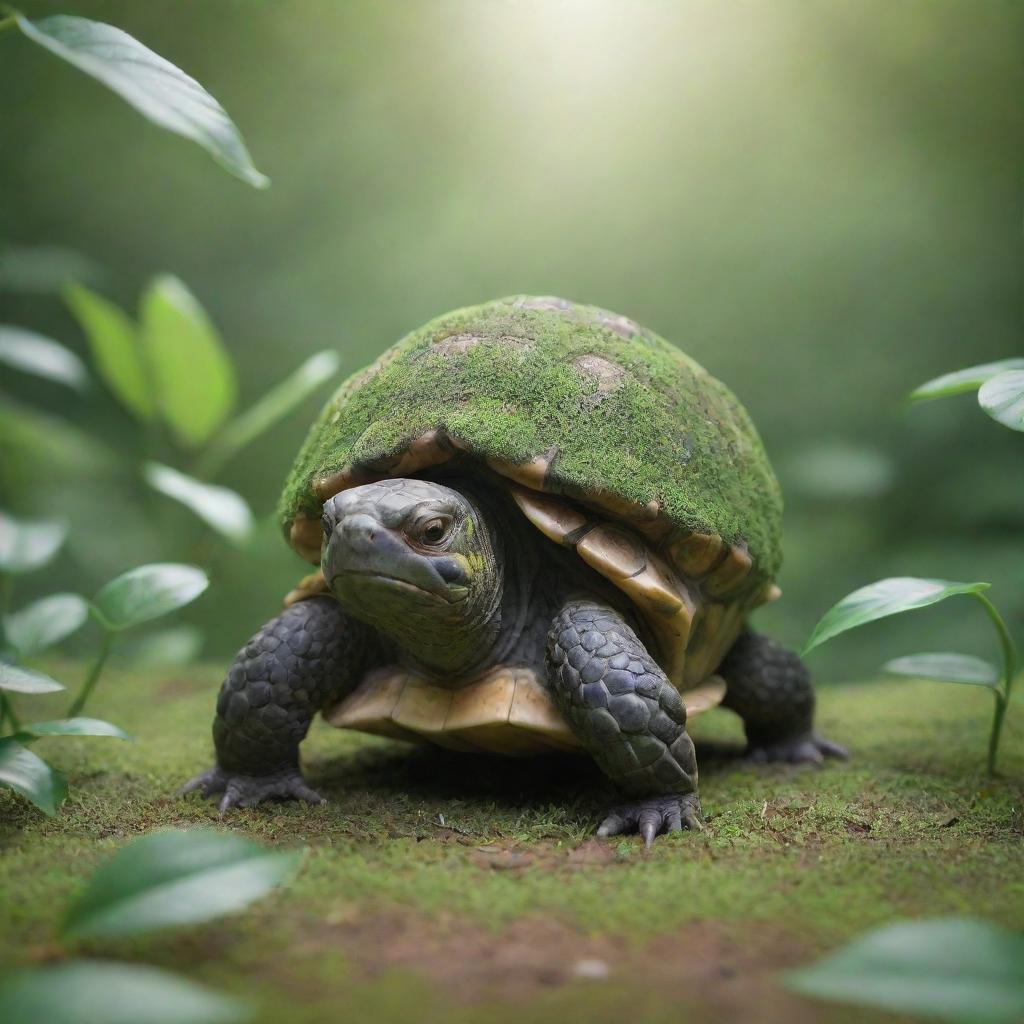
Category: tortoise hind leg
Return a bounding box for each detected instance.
[718,631,848,764]
[545,598,703,847]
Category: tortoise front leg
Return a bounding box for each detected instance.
[182,596,377,812]
[545,598,702,847]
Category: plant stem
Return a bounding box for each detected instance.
[68,629,114,717]
[972,592,1017,775]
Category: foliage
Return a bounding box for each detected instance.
[0,827,297,1024]
[3,278,337,663]
[0,736,67,816]
[912,358,1024,432]
[785,917,1024,1023]
[62,276,339,547]
[804,576,1016,774]
[2,11,267,188]
[978,369,1024,432]
[0,515,207,814]
[803,577,992,654]
[63,828,300,939]
[805,359,1023,775]
[0,5,338,814]
[0,962,248,1024]
[0,325,87,391]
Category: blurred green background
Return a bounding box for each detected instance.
[2,0,1022,682]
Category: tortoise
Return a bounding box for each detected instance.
[184,296,846,844]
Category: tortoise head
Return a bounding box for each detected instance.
[321,478,503,674]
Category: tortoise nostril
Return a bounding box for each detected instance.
[341,514,381,548]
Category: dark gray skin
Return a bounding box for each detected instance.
[184,478,846,845]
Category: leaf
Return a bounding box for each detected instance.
[785,917,1024,1023]
[0,244,105,293]
[200,351,341,474]
[0,397,119,481]
[0,960,250,1024]
[884,652,1000,689]
[14,14,269,190]
[0,511,67,573]
[143,463,253,544]
[16,718,131,741]
[0,662,65,695]
[63,827,299,939]
[803,577,990,655]
[92,563,209,632]
[978,369,1024,432]
[141,276,236,446]
[127,625,203,668]
[5,593,89,656]
[0,325,88,390]
[0,738,67,816]
[64,284,154,421]
[910,359,1024,402]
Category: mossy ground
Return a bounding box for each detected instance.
[1,663,1021,1023]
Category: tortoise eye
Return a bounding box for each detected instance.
[418,517,450,546]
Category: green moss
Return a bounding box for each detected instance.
[278,297,784,577]
[1,660,1021,1023]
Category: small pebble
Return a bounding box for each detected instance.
[573,958,610,980]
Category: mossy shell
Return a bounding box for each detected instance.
[281,296,783,754]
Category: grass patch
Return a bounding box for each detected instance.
[1,662,1021,1023]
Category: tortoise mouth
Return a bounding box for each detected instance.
[330,569,466,605]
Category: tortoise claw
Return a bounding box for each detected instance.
[746,732,848,766]
[181,765,325,813]
[597,793,703,848]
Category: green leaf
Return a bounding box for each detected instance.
[14,14,269,190]
[804,577,990,656]
[785,917,1024,1023]
[64,283,154,421]
[0,511,67,573]
[978,369,1024,432]
[0,325,88,390]
[0,737,67,816]
[0,662,65,695]
[143,463,253,544]
[0,396,119,482]
[92,563,208,632]
[63,827,299,939]
[200,351,341,474]
[127,625,203,668]
[0,244,105,294]
[884,652,1000,688]
[16,717,131,741]
[910,359,1024,402]
[5,593,89,656]
[141,276,236,446]
[0,960,250,1024]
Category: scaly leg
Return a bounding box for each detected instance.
[718,631,848,764]
[546,598,702,847]
[182,596,377,812]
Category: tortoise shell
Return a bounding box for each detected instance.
[280,296,783,752]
